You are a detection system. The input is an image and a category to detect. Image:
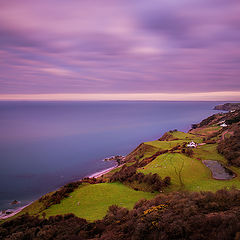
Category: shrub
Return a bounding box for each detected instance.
[110,165,170,192]
[3,189,240,240]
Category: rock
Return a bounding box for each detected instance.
[11,200,19,205]
[5,210,13,215]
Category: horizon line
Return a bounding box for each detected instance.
[0,91,239,101]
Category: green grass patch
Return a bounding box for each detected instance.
[43,182,156,221]
[170,131,202,140]
[138,152,240,192]
[145,140,185,150]
[191,126,221,136]
[124,143,159,163]
[144,138,202,150]
[193,144,225,162]
[194,143,240,180]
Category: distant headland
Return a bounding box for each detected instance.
[214,102,240,111]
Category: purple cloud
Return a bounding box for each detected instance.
[0,0,240,95]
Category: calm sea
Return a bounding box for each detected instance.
[0,101,223,210]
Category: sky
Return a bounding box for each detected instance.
[0,0,240,101]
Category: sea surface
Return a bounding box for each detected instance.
[0,101,224,210]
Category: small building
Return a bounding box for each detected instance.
[187,141,197,148]
[220,123,227,127]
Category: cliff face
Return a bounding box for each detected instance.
[214,103,240,111]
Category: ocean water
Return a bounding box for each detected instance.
[0,101,223,210]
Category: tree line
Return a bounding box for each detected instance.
[109,165,171,192]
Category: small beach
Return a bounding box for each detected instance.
[88,164,118,178]
[0,202,33,220]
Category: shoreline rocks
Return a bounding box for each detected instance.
[104,155,125,165]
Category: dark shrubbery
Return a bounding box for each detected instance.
[198,114,217,127]
[39,178,103,209]
[226,111,240,125]
[185,148,193,157]
[39,181,82,209]
[138,150,168,167]
[109,165,170,192]
[2,189,240,240]
[218,128,240,167]
[205,139,217,144]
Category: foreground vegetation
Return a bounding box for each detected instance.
[43,182,156,221]
[1,189,240,239]
[1,105,240,239]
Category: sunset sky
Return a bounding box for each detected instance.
[0,0,240,100]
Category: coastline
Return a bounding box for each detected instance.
[87,164,118,178]
[0,163,120,220]
[0,202,33,220]
[0,101,222,222]
[1,103,237,221]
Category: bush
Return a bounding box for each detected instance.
[218,128,240,167]
[39,181,82,209]
[110,165,171,192]
[185,148,193,157]
[3,189,240,240]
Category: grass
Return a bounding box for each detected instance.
[170,131,202,140]
[145,138,202,150]
[124,143,159,164]
[138,152,240,192]
[5,128,240,223]
[190,126,221,136]
[193,144,225,162]
[43,182,157,221]
[145,140,185,150]
[193,143,240,182]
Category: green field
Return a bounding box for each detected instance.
[190,126,221,136]
[145,140,185,150]
[139,152,240,192]
[193,144,225,161]
[169,131,202,140]
[43,182,157,221]
[145,132,202,150]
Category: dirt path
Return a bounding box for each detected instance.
[221,130,234,140]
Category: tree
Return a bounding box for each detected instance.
[168,154,185,189]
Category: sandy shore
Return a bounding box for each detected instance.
[88,164,119,178]
[0,202,33,220]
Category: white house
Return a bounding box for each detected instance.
[220,123,227,127]
[187,141,197,148]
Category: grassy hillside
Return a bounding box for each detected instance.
[3,118,240,223]
[42,182,156,221]
[139,151,240,192]
[145,131,202,150]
